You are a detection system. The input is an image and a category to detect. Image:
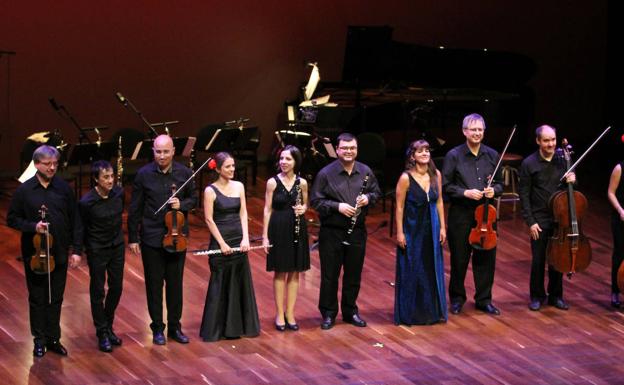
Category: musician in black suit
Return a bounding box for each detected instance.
[519,125,575,311]
[442,113,504,316]
[77,160,125,352]
[128,135,197,345]
[7,145,81,357]
[310,133,381,330]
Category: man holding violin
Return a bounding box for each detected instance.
[76,160,125,352]
[442,113,504,316]
[519,125,575,311]
[7,145,81,357]
[128,135,197,345]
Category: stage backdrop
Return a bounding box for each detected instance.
[0,1,608,171]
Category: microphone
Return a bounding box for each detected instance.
[115,92,128,106]
[48,98,60,111]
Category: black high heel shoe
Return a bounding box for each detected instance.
[285,313,299,331]
[611,293,621,309]
[275,316,286,332]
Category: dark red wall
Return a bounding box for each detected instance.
[0,1,608,170]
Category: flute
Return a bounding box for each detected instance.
[294,179,302,244]
[342,173,369,246]
[192,244,271,256]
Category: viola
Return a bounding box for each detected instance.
[163,184,187,252]
[30,205,55,275]
[468,196,497,250]
[468,125,517,250]
[546,139,591,278]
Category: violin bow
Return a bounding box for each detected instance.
[486,125,517,189]
[560,126,612,181]
[154,157,213,215]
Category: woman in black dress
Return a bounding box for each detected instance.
[200,152,260,341]
[608,160,624,308]
[262,145,310,331]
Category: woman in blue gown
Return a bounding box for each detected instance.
[394,140,447,325]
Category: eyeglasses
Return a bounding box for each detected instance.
[338,146,357,151]
[39,161,59,167]
[465,127,485,133]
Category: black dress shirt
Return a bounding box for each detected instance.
[7,175,81,264]
[518,150,567,229]
[310,160,381,229]
[442,143,504,208]
[128,161,197,248]
[77,185,124,251]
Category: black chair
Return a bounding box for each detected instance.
[356,132,388,212]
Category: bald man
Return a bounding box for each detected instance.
[128,135,197,345]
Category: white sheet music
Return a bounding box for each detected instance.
[18,161,37,183]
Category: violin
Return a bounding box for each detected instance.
[468,193,497,250]
[546,139,591,278]
[163,184,187,252]
[31,205,55,275]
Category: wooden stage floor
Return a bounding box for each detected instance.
[1,174,623,385]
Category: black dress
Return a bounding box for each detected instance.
[199,185,260,342]
[266,176,310,272]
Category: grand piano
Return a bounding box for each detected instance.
[285,26,537,189]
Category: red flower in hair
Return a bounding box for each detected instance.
[208,159,217,170]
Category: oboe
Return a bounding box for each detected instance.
[342,173,369,246]
[116,135,123,187]
[294,178,302,244]
[192,244,271,256]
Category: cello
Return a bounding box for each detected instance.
[163,184,187,253]
[546,139,591,278]
[468,126,516,250]
[30,205,55,303]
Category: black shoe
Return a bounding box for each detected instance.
[343,313,367,327]
[611,293,621,308]
[108,329,122,346]
[168,329,189,344]
[33,341,46,357]
[476,303,501,316]
[275,322,286,332]
[153,331,166,345]
[285,313,299,331]
[450,302,463,315]
[548,297,569,310]
[46,340,68,356]
[98,335,113,353]
[528,298,542,311]
[320,316,335,330]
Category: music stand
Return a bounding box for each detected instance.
[173,137,195,157]
[67,141,115,191]
[205,127,240,152]
[131,139,154,161]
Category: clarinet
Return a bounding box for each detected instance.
[294,178,302,244]
[342,173,369,246]
[116,135,124,187]
[192,244,271,256]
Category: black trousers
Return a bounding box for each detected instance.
[447,205,496,306]
[318,226,366,319]
[22,259,68,343]
[141,244,186,333]
[87,243,125,336]
[529,227,563,300]
[612,215,624,294]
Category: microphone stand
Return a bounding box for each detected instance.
[115,93,160,139]
[49,99,107,196]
